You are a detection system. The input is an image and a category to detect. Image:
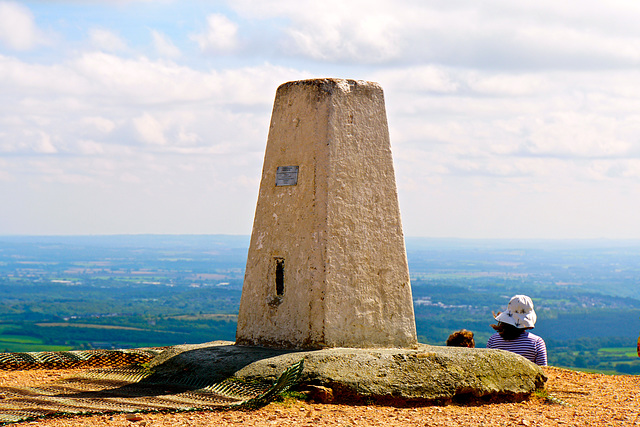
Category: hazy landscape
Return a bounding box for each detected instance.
[0,235,638,374]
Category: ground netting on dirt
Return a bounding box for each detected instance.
[0,350,304,425]
[0,349,164,371]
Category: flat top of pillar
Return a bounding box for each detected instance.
[277,78,381,94]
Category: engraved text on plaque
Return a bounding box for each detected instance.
[275,166,299,186]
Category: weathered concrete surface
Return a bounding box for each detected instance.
[237,78,416,349]
[147,341,547,403]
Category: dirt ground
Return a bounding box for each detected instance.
[0,366,638,426]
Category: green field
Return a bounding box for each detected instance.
[0,333,72,352]
[0,335,42,344]
[599,347,638,358]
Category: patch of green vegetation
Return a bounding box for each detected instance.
[274,391,308,406]
[0,335,42,344]
[598,347,637,357]
[0,343,73,352]
[169,314,237,321]
[532,389,549,400]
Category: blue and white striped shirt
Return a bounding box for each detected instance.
[487,331,548,366]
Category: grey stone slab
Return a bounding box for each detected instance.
[146,341,546,404]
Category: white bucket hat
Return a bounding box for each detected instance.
[495,295,537,329]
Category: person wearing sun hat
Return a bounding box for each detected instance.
[487,295,548,366]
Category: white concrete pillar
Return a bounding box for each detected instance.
[236,79,417,349]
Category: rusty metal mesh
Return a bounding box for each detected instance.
[0,350,303,425]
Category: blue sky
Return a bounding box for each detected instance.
[2,0,640,238]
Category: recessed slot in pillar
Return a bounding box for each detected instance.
[275,257,285,296]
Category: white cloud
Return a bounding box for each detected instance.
[0,55,89,97]
[119,172,142,184]
[88,28,128,52]
[284,10,402,63]
[226,0,640,68]
[151,29,180,58]
[465,73,547,97]
[81,117,116,134]
[17,130,57,154]
[373,64,640,221]
[177,127,200,145]
[133,112,167,145]
[0,166,11,182]
[34,131,57,154]
[69,52,228,104]
[191,14,239,53]
[228,0,405,63]
[0,50,304,159]
[75,139,105,155]
[374,66,459,95]
[0,1,46,50]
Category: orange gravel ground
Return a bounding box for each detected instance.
[0,366,638,426]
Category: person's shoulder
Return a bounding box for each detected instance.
[525,331,544,341]
[487,332,501,344]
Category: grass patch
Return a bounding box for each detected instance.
[531,389,549,401]
[169,314,237,321]
[598,347,638,358]
[598,347,636,353]
[0,343,73,352]
[274,391,308,406]
[0,335,42,344]
[35,323,147,331]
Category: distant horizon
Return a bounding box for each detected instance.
[3,233,640,244]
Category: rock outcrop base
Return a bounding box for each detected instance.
[148,341,547,404]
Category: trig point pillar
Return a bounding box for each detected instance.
[236,78,417,349]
